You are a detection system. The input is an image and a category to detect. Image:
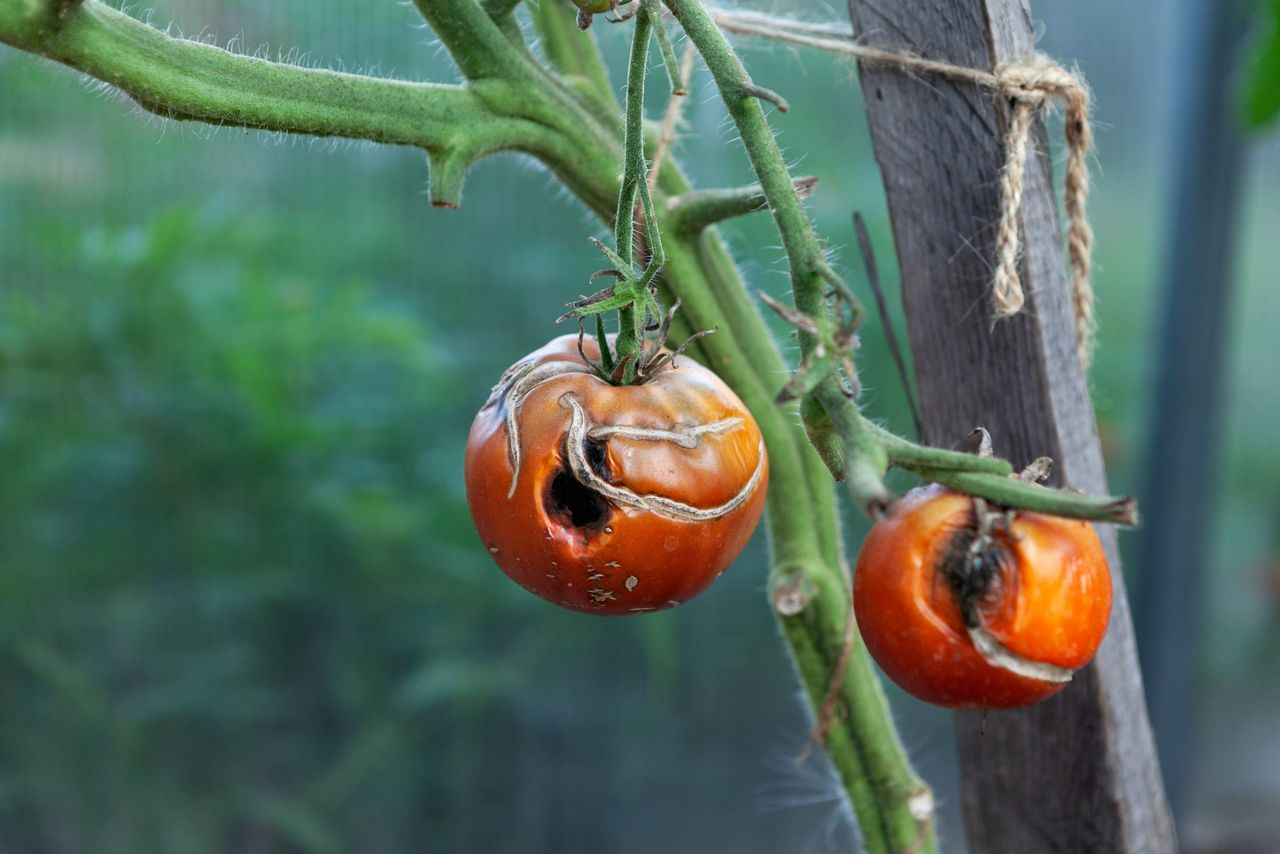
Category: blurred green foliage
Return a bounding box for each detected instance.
[0,195,834,852]
[1,202,492,849]
[1244,0,1280,128]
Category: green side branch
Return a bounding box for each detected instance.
[480,0,526,44]
[529,0,618,119]
[611,8,655,372]
[658,7,938,848]
[660,0,896,515]
[0,0,600,209]
[0,2,475,146]
[772,566,932,854]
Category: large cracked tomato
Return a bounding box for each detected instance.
[853,485,1112,709]
[465,335,768,615]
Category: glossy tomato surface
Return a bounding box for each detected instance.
[853,485,1112,709]
[465,335,768,615]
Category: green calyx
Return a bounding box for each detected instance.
[558,237,665,384]
[562,1,670,384]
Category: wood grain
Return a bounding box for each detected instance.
[844,0,1177,849]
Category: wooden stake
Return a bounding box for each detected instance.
[846,0,1175,850]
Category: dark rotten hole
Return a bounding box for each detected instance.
[545,439,611,529]
[939,521,1016,629]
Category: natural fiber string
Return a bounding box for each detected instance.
[706,7,1097,365]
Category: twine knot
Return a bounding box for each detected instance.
[989,54,1095,364]
[995,53,1083,103]
[706,9,1100,366]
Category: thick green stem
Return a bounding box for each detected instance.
[529,0,619,120]
[661,0,833,358]
[773,568,933,854]
[917,468,1140,524]
[410,0,524,80]
[660,0,895,518]
[611,9,656,372]
[662,2,933,851]
[665,177,816,233]
[873,425,1015,474]
[613,16,650,268]
[481,0,526,45]
[0,1,502,150]
[602,5,668,383]
[411,0,621,213]
[0,0,622,211]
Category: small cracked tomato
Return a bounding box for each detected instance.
[853,484,1112,709]
[465,335,768,615]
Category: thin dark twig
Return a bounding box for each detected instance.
[854,212,923,439]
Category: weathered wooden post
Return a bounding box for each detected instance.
[845,0,1177,850]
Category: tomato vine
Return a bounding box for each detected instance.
[0,3,1143,853]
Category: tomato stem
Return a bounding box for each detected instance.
[603,4,676,383]
[650,0,687,95]
[662,0,1138,524]
[868,422,1014,475]
[662,3,934,851]
[666,177,818,233]
[916,468,1140,525]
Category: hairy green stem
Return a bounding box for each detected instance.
[481,0,526,45]
[613,12,653,265]
[410,0,620,213]
[648,0,687,95]
[530,0,619,119]
[662,2,932,851]
[917,468,1140,524]
[665,177,817,233]
[410,0,523,80]
[0,1,490,147]
[612,9,655,371]
[660,0,895,516]
[0,0,623,211]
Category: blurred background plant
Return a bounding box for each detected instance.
[0,0,1277,851]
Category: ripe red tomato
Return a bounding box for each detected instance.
[465,335,768,615]
[853,484,1112,709]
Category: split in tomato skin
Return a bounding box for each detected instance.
[465,335,768,615]
[852,484,1112,709]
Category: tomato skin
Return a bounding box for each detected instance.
[465,335,768,615]
[853,485,1112,709]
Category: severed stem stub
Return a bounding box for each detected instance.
[1018,456,1054,483]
